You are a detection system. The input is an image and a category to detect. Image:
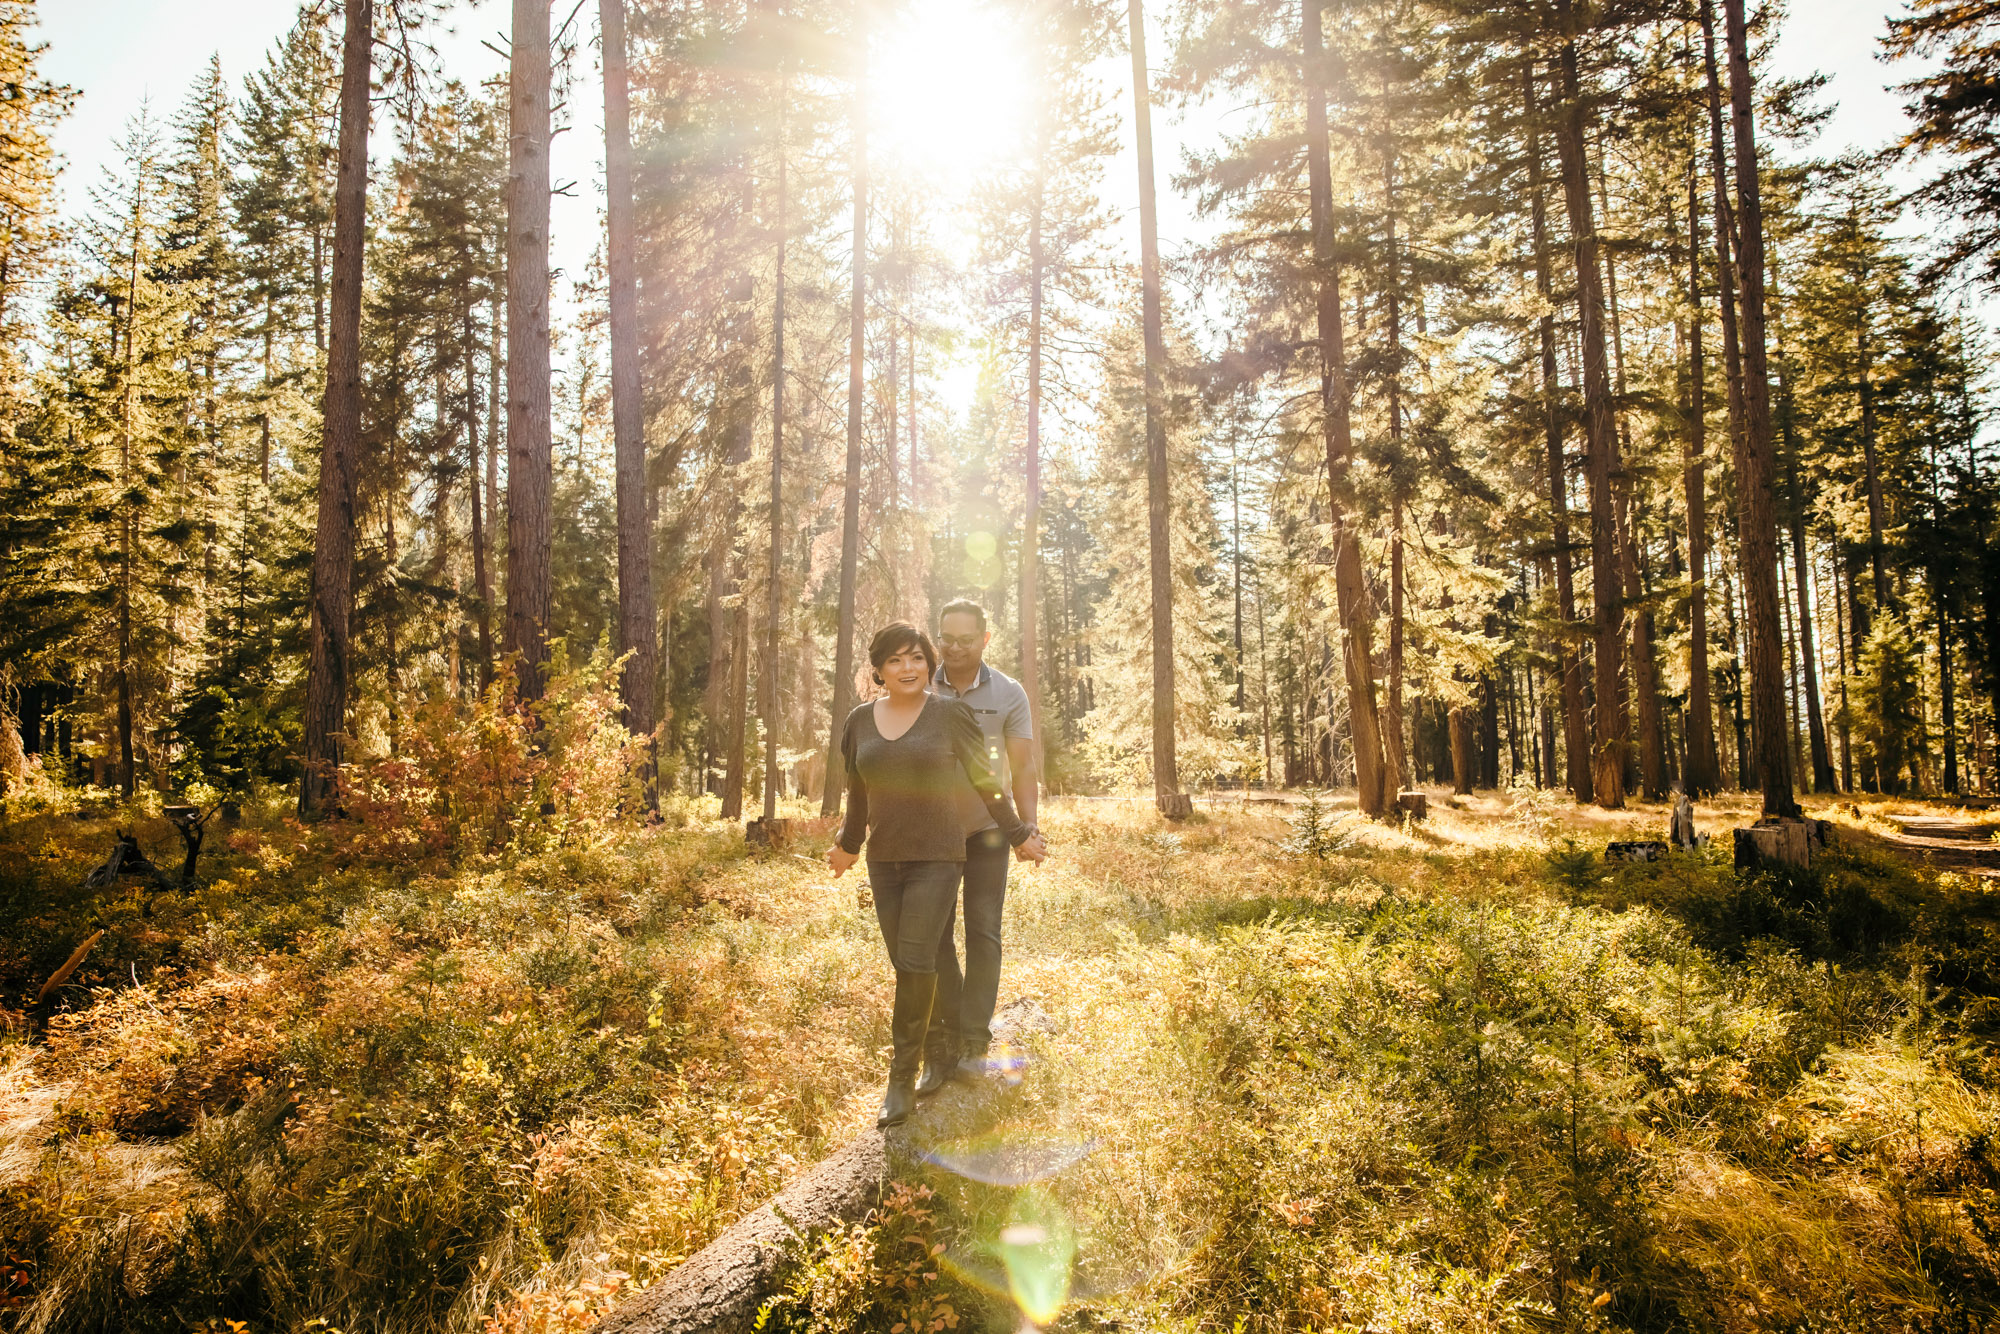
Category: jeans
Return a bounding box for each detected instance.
[867,859,964,974]
[932,829,1010,1052]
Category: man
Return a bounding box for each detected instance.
[918,598,1039,1093]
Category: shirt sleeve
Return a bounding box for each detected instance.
[836,710,868,855]
[948,701,1028,846]
[1002,680,1034,741]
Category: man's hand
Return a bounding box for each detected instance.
[829,845,859,877]
[1015,832,1047,863]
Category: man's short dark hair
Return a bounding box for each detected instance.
[938,599,988,634]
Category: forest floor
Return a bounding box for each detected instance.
[3,784,2000,1334]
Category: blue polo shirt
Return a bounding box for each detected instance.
[934,661,1033,834]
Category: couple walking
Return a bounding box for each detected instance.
[827,599,1048,1128]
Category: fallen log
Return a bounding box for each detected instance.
[591,998,1054,1334]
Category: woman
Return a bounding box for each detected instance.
[829,621,1046,1127]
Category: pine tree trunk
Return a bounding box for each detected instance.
[300,0,370,818]
[716,360,752,820]
[766,94,788,826]
[1721,0,1799,817]
[1681,202,1721,796]
[117,264,138,799]
[823,45,866,817]
[602,0,657,802]
[1131,0,1183,807]
[1600,171,1664,800]
[505,0,555,699]
[1832,533,1856,789]
[1302,0,1387,816]
[1021,151,1046,779]
[1526,63,1592,804]
[1720,551,1750,784]
[1775,341,1837,792]
[1382,151,1409,799]
[704,530,730,793]
[1449,694,1473,796]
[1551,13,1626,809]
[722,597,749,820]
[1857,314,1889,612]
[466,311,494,690]
[488,294,502,567]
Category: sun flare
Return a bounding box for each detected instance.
[869,0,1033,183]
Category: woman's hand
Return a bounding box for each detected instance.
[829,845,859,877]
[1015,832,1048,864]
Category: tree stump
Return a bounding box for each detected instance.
[745,818,793,847]
[1395,791,1429,820]
[1669,791,1697,850]
[1732,817,1832,873]
[1156,792,1194,821]
[590,999,1055,1334]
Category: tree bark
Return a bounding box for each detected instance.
[1682,149,1721,796]
[1526,63,1591,803]
[466,309,494,691]
[603,0,658,803]
[1130,0,1182,806]
[1381,149,1409,798]
[823,39,866,817]
[505,0,555,700]
[1302,0,1388,816]
[1599,157,1664,799]
[300,0,370,818]
[766,84,788,826]
[1856,298,1890,612]
[1773,319,1837,792]
[1721,0,1799,817]
[1021,137,1046,781]
[1449,702,1473,795]
[1551,11,1626,809]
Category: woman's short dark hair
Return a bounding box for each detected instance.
[868,621,937,683]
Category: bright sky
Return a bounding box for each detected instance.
[36,0,1962,416]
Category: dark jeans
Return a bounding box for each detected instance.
[867,859,964,974]
[932,829,1010,1052]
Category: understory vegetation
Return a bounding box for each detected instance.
[4,779,1999,1333]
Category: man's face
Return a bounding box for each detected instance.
[939,612,989,676]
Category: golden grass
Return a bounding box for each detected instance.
[5,785,2000,1332]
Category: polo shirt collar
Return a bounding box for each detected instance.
[936,661,990,695]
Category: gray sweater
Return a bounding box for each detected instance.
[836,695,1028,862]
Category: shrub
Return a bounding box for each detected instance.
[328,645,648,865]
[759,1185,969,1334]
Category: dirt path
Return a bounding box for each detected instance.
[1883,814,2000,882]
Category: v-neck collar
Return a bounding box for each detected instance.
[872,692,932,743]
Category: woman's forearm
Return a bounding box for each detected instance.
[837,772,868,855]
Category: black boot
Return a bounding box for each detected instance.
[916,1026,959,1099]
[952,1041,992,1084]
[879,970,936,1128]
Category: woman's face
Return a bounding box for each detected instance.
[879,646,931,698]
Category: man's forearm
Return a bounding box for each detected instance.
[1009,742,1039,826]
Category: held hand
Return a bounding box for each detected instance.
[829,845,859,877]
[1015,832,1048,864]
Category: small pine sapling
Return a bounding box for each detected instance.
[1542,836,1602,903]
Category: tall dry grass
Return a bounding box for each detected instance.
[6,783,2000,1333]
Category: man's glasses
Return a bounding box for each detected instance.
[939,635,983,649]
